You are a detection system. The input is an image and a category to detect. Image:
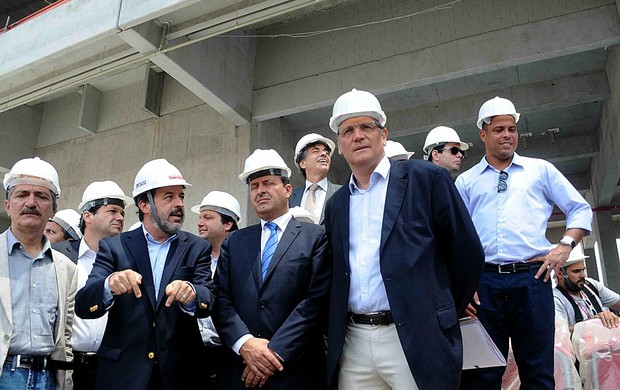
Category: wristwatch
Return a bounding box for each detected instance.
[559,236,576,249]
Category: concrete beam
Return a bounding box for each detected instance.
[77,84,102,133]
[0,106,42,168]
[252,5,620,121]
[119,22,255,126]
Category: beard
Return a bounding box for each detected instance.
[153,206,184,235]
[565,278,585,293]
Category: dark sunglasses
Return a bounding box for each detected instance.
[439,146,465,157]
[497,171,508,193]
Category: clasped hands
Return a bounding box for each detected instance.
[240,338,283,388]
[109,269,195,307]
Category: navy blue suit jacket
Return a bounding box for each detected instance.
[213,217,331,390]
[324,159,484,390]
[75,228,214,389]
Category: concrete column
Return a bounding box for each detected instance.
[583,247,599,281]
[593,209,620,291]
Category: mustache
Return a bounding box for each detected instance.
[21,207,41,216]
[168,207,184,217]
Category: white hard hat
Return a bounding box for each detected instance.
[191,190,242,222]
[385,140,414,160]
[132,159,191,198]
[3,157,61,197]
[128,221,142,231]
[294,133,336,168]
[238,149,291,184]
[564,244,589,267]
[423,126,470,154]
[477,96,520,129]
[289,206,319,224]
[329,88,387,133]
[79,180,133,212]
[50,209,83,240]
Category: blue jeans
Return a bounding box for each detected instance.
[0,362,55,390]
[460,267,555,390]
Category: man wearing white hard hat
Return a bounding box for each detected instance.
[289,133,341,224]
[456,96,593,389]
[192,190,241,386]
[75,159,214,389]
[45,208,82,243]
[554,245,620,332]
[384,140,414,161]
[423,126,468,173]
[0,157,77,389]
[53,180,132,389]
[213,149,331,389]
[324,88,484,390]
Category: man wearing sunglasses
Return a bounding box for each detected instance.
[455,96,593,390]
[423,126,469,173]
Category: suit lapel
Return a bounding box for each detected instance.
[261,218,302,288]
[0,231,12,330]
[246,225,262,290]
[381,161,407,252]
[335,187,351,273]
[125,230,157,309]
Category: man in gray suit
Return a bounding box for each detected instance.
[0,157,77,389]
[289,133,341,224]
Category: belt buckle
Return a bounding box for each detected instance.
[368,312,380,326]
[498,264,515,274]
[16,355,46,370]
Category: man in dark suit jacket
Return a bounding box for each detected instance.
[324,89,485,390]
[213,149,331,390]
[289,133,341,224]
[75,159,215,389]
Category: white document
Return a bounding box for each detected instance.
[460,317,506,369]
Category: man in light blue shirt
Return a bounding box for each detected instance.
[455,96,593,390]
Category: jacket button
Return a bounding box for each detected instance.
[148,352,155,359]
[259,301,266,309]
[152,322,156,327]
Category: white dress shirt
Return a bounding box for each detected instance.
[347,156,390,314]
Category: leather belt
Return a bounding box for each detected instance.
[5,355,50,370]
[73,351,98,366]
[348,311,393,326]
[484,261,544,274]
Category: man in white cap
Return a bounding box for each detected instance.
[53,180,132,389]
[192,190,241,386]
[289,133,341,223]
[554,245,620,332]
[213,149,331,390]
[324,88,484,390]
[0,157,77,389]
[455,96,593,389]
[45,208,82,243]
[75,159,214,389]
[423,126,469,174]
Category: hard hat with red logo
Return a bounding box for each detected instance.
[132,159,191,198]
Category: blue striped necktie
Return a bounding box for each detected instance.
[261,222,278,281]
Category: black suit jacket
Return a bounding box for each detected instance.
[52,239,80,263]
[75,228,214,389]
[289,180,341,224]
[213,217,331,390]
[324,159,484,390]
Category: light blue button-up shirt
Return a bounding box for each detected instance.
[144,227,178,300]
[347,156,390,313]
[455,153,592,264]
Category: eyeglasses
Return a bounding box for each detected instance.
[497,171,508,193]
[338,121,380,138]
[438,146,465,157]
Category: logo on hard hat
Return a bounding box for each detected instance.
[169,175,183,180]
[135,180,146,188]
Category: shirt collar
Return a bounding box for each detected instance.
[78,238,95,258]
[348,155,390,193]
[7,227,52,257]
[474,152,523,175]
[305,177,328,192]
[261,211,293,233]
[143,224,178,245]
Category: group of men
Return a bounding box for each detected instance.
[0,87,600,390]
